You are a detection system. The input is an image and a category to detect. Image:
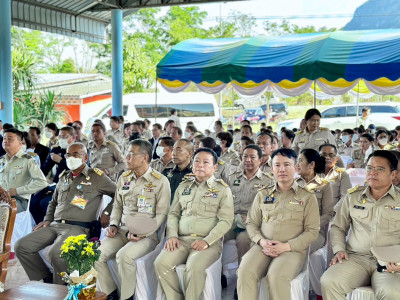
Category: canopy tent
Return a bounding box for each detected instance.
[157,29,400,97]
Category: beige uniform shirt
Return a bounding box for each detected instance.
[259,158,272,174]
[106,128,125,148]
[167,176,234,246]
[110,167,170,239]
[296,175,334,235]
[325,167,352,207]
[44,166,116,222]
[340,145,355,157]
[246,181,320,252]
[292,127,337,154]
[87,140,125,181]
[76,135,89,148]
[142,129,152,140]
[0,149,48,200]
[331,185,400,256]
[150,158,174,173]
[227,168,274,215]
[220,149,239,163]
[351,149,367,168]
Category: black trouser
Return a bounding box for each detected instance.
[29,185,55,224]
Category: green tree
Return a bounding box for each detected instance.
[57,58,77,73]
[229,11,257,37]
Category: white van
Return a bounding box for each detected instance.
[82,91,220,134]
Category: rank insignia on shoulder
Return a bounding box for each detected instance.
[59,169,67,178]
[295,130,303,135]
[216,179,228,187]
[107,140,116,146]
[94,168,104,176]
[266,172,274,180]
[218,160,225,165]
[320,127,328,131]
[335,167,345,173]
[151,171,161,179]
[123,170,132,177]
[27,152,37,157]
[348,185,359,194]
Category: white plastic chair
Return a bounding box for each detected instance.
[346,286,375,300]
[11,195,35,252]
[107,221,166,300]
[156,241,223,300]
[222,239,239,286]
[258,248,310,300]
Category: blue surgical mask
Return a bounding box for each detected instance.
[352,134,359,141]
[342,135,350,144]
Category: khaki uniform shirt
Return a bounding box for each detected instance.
[106,128,125,148]
[352,149,367,168]
[292,127,337,154]
[246,181,320,252]
[87,139,125,181]
[110,167,170,239]
[296,175,334,235]
[220,149,239,163]
[374,144,395,151]
[142,129,152,140]
[150,158,174,173]
[0,149,48,200]
[44,165,116,223]
[76,135,89,148]
[260,158,272,174]
[340,144,355,157]
[227,168,274,216]
[325,167,352,207]
[331,185,400,256]
[167,176,234,246]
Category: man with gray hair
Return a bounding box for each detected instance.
[15,142,117,285]
[96,139,171,300]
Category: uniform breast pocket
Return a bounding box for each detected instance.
[199,198,219,217]
[179,197,193,216]
[380,209,400,233]
[315,139,326,146]
[350,208,369,231]
[261,203,276,221]
[10,169,22,179]
[284,203,304,222]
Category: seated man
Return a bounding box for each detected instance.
[154,148,234,300]
[0,128,48,212]
[96,140,170,300]
[321,150,400,299]
[237,148,320,300]
[15,143,116,284]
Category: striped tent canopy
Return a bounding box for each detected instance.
[157,29,400,96]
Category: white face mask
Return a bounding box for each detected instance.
[335,134,339,139]
[370,129,376,135]
[156,146,166,158]
[213,126,217,132]
[342,135,350,144]
[216,139,221,146]
[59,138,69,149]
[378,138,388,145]
[45,131,53,139]
[66,157,83,170]
[184,131,191,139]
[21,144,27,152]
[353,134,359,141]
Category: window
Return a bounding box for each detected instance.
[322,107,346,118]
[135,104,215,118]
[370,106,400,113]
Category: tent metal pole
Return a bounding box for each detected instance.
[314,80,317,109]
[355,81,360,127]
[232,86,235,128]
[155,78,158,123]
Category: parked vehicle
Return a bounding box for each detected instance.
[83,91,219,133]
[261,102,289,115]
[276,102,400,131]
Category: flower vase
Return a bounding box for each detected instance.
[77,277,97,300]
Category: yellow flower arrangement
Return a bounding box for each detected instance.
[60,235,101,275]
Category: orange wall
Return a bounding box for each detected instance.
[83,94,111,105]
[56,104,80,122]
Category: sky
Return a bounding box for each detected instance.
[184,0,369,31]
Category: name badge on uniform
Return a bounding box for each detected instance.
[182,187,191,195]
[137,195,147,207]
[233,179,240,186]
[353,205,365,210]
[71,195,88,210]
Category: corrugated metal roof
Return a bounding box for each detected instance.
[11,0,244,43]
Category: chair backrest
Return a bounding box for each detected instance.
[0,187,17,254]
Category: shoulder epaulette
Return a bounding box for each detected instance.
[348,184,363,194]
[266,172,274,180]
[151,171,161,179]
[335,167,345,173]
[107,140,116,146]
[320,127,328,131]
[215,178,228,187]
[123,170,132,177]
[27,152,38,157]
[218,160,225,165]
[21,153,33,159]
[94,168,104,176]
[184,173,195,178]
[296,130,303,135]
[59,169,67,178]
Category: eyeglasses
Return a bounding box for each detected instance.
[126,152,144,159]
[65,153,85,158]
[320,153,336,159]
[366,166,387,173]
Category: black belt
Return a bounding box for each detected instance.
[55,220,91,228]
